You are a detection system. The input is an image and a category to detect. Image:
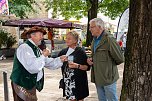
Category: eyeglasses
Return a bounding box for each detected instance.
[89,26,96,29]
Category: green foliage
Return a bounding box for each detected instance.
[82,39,86,46]
[0,29,17,48]
[8,0,35,18]
[99,0,129,19]
[45,0,129,46]
[45,0,129,20]
[45,0,88,19]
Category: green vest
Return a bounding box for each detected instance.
[10,40,44,92]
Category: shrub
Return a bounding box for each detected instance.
[0,29,17,48]
[82,39,86,46]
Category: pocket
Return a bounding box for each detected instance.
[97,49,108,61]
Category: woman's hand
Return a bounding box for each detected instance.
[68,62,78,69]
[69,62,89,70]
[87,58,93,65]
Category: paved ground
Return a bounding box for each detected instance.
[0,58,124,101]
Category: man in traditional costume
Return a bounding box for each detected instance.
[10,26,66,101]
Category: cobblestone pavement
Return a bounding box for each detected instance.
[0,58,124,101]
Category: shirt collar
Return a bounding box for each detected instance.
[28,39,37,46]
[94,30,105,40]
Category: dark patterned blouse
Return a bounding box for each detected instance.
[58,47,90,100]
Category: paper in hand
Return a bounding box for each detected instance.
[66,48,74,56]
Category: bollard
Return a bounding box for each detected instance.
[3,71,9,101]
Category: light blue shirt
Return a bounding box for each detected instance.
[94,31,104,52]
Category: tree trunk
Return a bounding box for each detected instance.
[120,0,152,101]
[86,0,98,46]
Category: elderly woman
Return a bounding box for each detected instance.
[58,30,90,101]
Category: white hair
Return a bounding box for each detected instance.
[89,18,105,29]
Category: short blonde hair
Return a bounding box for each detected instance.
[67,30,79,42]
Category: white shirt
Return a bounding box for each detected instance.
[16,39,63,81]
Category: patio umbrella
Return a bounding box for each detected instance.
[2,18,74,28]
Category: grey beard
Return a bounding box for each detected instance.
[37,41,41,45]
